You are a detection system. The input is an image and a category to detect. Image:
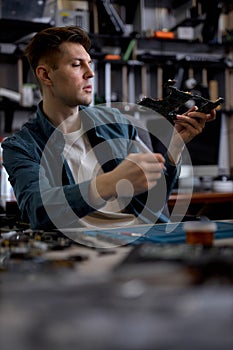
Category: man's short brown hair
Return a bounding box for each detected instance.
[24,26,91,75]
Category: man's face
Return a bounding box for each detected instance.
[44,42,94,107]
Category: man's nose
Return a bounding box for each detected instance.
[84,65,95,79]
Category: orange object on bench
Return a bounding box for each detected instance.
[154,31,175,39]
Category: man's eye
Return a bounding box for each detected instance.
[72,64,80,67]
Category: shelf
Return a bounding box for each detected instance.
[90,33,226,58]
[136,37,226,65]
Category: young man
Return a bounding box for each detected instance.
[2,26,215,230]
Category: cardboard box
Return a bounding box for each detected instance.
[56,9,89,31]
[177,26,195,40]
[177,24,203,40]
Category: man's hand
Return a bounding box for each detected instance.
[168,106,216,165]
[91,152,165,203]
[206,108,216,122]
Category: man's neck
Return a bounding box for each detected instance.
[42,101,81,134]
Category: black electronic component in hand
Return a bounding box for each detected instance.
[137,80,224,123]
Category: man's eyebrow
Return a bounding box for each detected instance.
[72,57,92,62]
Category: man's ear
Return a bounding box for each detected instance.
[36,65,52,86]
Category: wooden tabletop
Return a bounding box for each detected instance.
[168,191,233,206]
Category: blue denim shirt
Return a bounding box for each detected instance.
[2,102,180,229]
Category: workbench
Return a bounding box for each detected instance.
[1,219,233,350]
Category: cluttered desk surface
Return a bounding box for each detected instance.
[1,218,233,350]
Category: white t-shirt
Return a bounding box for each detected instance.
[63,125,142,228]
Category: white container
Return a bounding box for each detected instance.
[212,180,233,192]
